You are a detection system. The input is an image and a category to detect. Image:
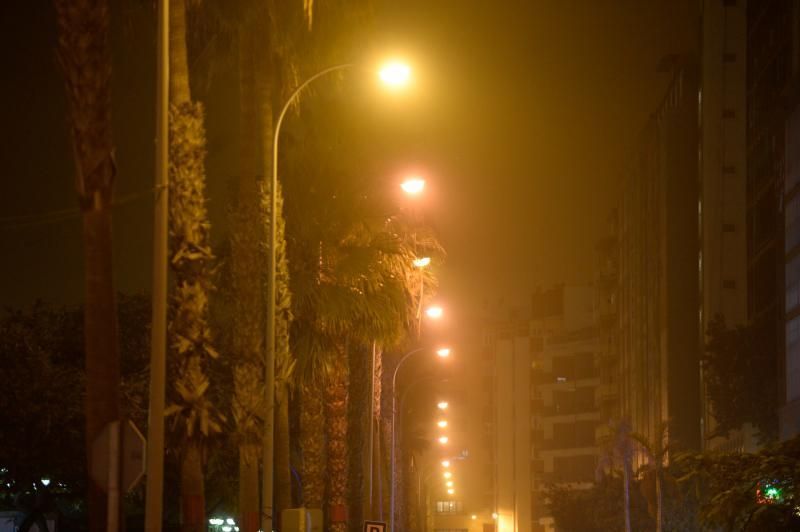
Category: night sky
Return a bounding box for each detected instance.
[0,1,695,319]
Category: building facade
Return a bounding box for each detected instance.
[618,58,701,454]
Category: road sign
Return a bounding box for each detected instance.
[91,420,146,493]
[363,520,386,532]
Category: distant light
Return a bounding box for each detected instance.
[436,348,450,358]
[437,401,449,410]
[226,518,236,525]
[441,460,450,468]
[209,518,224,526]
[446,480,454,487]
[443,471,452,479]
[222,527,232,532]
[439,436,449,445]
[471,515,477,520]
[556,376,567,383]
[426,306,444,319]
[437,420,448,428]
[379,61,412,88]
[492,512,498,520]
[401,177,425,195]
[413,257,431,268]
[447,488,455,495]
[40,478,51,487]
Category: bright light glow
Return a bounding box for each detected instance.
[436,348,450,358]
[438,435,449,444]
[222,527,232,532]
[401,177,425,195]
[471,515,477,520]
[441,460,450,468]
[209,518,224,525]
[437,420,448,428]
[447,488,455,495]
[40,478,50,487]
[443,471,452,479]
[226,518,236,525]
[437,401,449,410]
[492,512,498,520]
[379,61,412,87]
[413,257,431,268]
[425,305,444,319]
[446,480,453,487]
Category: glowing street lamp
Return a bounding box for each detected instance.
[438,436,449,445]
[437,420,448,428]
[471,515,477,520]
[441,460,450,468]
[401,177,426,195]
[446,480,453,488]
[413,256,431,268]
[437,401,449,410]
[425,305,444,319]
[492,513,498,520]
[436,348,451,358]
[443,471,452,480]
[379,61,412,88]
[447,488,455,495]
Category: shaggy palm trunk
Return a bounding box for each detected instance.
[167,0,217,530]
[300,383,326,508]
[655,469,662,532]
[325,356,350,532]
[54,2,119,530]
[233,19,264,532]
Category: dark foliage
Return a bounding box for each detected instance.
[703,314,778,441]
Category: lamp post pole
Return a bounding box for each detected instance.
[264,63,354,532]
[390,347,429,532]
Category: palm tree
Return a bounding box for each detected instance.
[631,423,671,532]
[163,1,223,530]
[54,2,120,530]
[597,419,636,532]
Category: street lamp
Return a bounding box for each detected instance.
[390,346,450,532]
[437,401,449,410]
[437,420,448,428]
[413,256,431,268]
[401,177,426,195]
[447,488,455,495]
[441,460,450,468]
[269,60,412,532]
[425,305,444,319]
[438,435,449,445]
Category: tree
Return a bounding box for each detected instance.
[164,1,223,530]
[677,436,800,531]
[597,419,636,532]
[704,314,778,441]
[631,424,671,532]
[53,1,120,529]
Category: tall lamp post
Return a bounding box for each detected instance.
[265,61,412,532]
[390,347,451,532]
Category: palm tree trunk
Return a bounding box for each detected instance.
[167,2,216,530]
[54,2,119,530]
[655,470,662,532]
[623,462,632,532]
[325,355,350,532]
[275,382,293,515]
[233,18,264,532]
[300,382,326,508]
[180,442,205,532]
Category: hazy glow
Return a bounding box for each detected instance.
[471,515,477,520]
[226,519,235,525]
[437,420,448,428]
[443,471,452,479]
[437,401,449,410]
[446,480,454,487]
[438,436,449,445]
[492,512,498,519]
[40,478,51,487]
[379,61,411,87]
[447,488,455,495]
[426,305,444,319]
[441,460,450,468]
[436,348,450,358]
[413,257,431,268]
[401,177,425,195]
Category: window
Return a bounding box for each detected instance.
[435,500,463,514]
[553,455,597,482]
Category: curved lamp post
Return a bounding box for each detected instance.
[390,347,450,532]
[265,61,412,532]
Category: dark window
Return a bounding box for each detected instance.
[553,455,597,482]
